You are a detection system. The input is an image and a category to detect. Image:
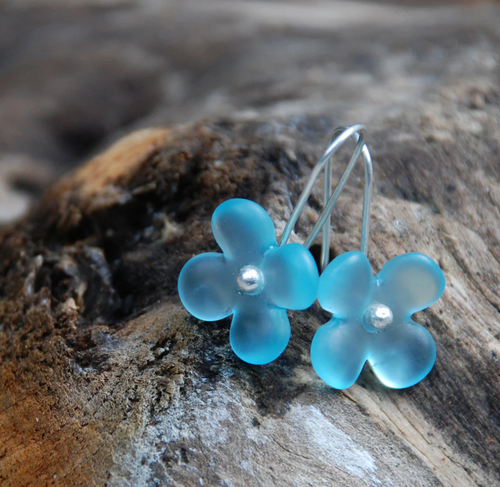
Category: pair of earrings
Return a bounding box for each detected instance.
[178,125,446,389]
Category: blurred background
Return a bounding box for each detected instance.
[0,0,499,225]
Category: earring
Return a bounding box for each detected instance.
[178,198,319,365]
[310,128,446,390]
[178,125,368,365]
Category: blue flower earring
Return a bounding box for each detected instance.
[309,126,446,389]
[178,198,319,365]
[312,251,445,389]
[178,125,369,365]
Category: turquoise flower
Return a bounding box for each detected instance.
[311,251,446,389]
[179,198,319,365]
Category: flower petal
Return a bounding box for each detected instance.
[375,253,446,318]
[212,199,277,263]
[178,253,236,321]
[230,303,290,365]
[317,251,373,318]
[262,243,319,310]
[368,319,436,389]
[311,318,368,389]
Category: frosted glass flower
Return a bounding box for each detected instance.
[311,251,446,389]
[178,198,319,365]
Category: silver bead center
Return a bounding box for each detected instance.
[363,303,393,330]
[236,265,264,295]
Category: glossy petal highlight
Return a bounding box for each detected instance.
[375,253,446,318]
[230,304,290,365]
[178,253,236,321]
[263,243,319,310]
[369,320,436,389]
[311,319,368,389]
[317,251,373,318]
[212,199,277,262]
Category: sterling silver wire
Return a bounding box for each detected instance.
[279,124,373,271]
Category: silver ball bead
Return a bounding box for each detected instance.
[236,265,264,295]
[363,303,393,330]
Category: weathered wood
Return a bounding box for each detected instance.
[1,1,500,486]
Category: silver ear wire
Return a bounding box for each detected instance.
[279,124,373,272]
[306,126,373,269]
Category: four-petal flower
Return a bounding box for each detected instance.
[178,198,319,365]
[311,251,446,389]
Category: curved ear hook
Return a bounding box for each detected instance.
[279,124,373,272]
[308,126,373,270]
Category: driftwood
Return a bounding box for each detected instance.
[1,1,500,486]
